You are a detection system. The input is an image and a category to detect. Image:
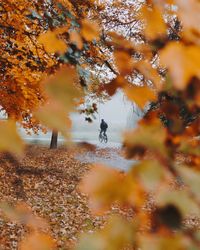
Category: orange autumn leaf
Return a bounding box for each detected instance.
[135,61,163,90]
[175,0,200,34]
[35,102,72,139]
[107,32,134,50]
[0,120,24,155]
[104,76,127,96]
[79,164,124,214]
[70,30,83,50]
[114,51,134,75]
[45,65,83,109]
[20,233,55,250]
[160,42,200,90]
[123,84,156,108]
[140,6,166,40]
[38,30,67,54]
[81,19,100,42]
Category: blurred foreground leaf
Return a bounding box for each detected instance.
[35,102,72,139]
[81,19,100,42]
[76,216,135,250]
[45,65,83,110]
[20,233,55,250]
[139,234,192,250]
[38,30,67,54]
[114,51,134,76]
[160,42,200,90]
[0,120,24,155]
[123,84,156,109]
[130,160,166,191]
[0,202,48,230]
[176,165,200,201]
[140,6,166,40]
[156,189,200,216]
[79,164,124,214]
[123,120,167,158]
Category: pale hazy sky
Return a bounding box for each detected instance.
[97,90,131,126]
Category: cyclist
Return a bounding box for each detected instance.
[100,119,108,137]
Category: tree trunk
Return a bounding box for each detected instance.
[50,130,58,149]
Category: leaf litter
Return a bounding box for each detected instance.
[0,145,134,250]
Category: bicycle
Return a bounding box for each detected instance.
[99,130,108,143]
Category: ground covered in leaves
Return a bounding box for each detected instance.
[0,145,133,250]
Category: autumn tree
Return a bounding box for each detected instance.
[0,0,110,148]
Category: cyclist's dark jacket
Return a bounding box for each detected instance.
[100,121,108,130]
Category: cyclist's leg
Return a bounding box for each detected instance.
[104,130,108,142]
[99,130,104,142]
[99,130,103,139]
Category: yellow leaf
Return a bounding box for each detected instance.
[81,19,100,42]
[160,42,200,90]
[123,84,156,108]
[0,120,24,154]
[38,30,67,54]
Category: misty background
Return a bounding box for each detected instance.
[1,91,144,146]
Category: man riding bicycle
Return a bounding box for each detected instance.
[100,119,108,137]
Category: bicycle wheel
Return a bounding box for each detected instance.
[104,135,108,143]
[99,134,104,143]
